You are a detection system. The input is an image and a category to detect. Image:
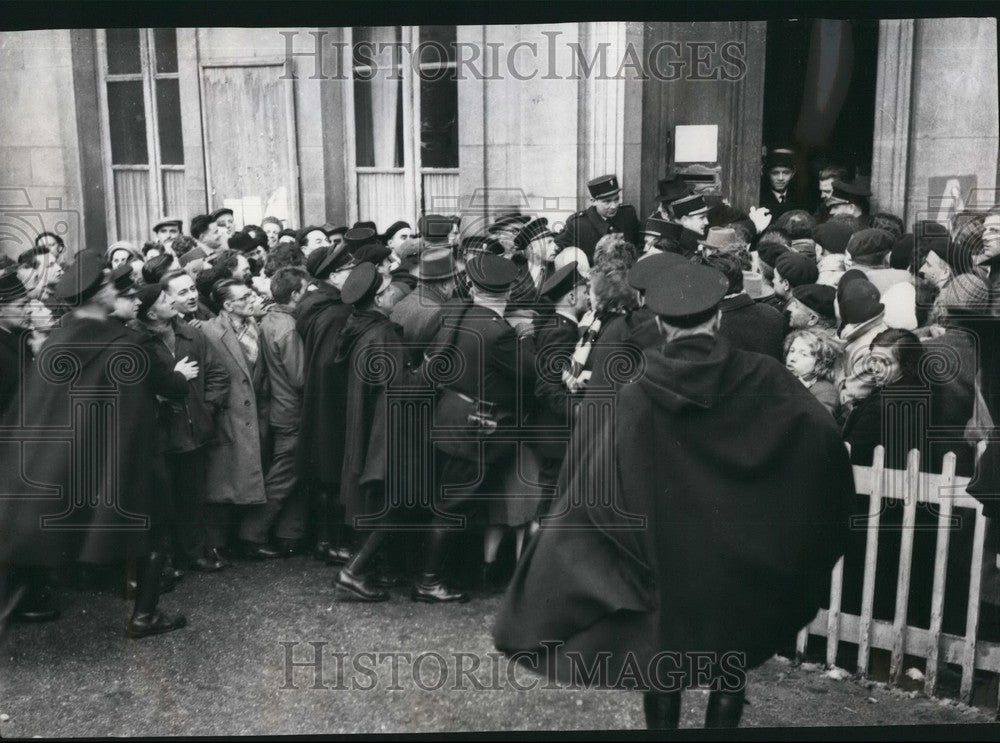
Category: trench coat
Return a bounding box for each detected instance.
[200,313,269,505]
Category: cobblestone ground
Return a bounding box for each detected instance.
[0,555,996,737]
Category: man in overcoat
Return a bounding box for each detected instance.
[494,259,855,729]
[555,175,641,263]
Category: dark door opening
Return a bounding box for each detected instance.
[761,19,879,212]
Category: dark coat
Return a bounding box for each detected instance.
[426,301,537,463]
[200,314,269,505]
[131,319,230,453]
[554,204,642,263]
[718,293,786,360]
[494,334,854,686]
[586,307,660,393]
[333,310,409,523]
[531,312,579,460]
[389,281,451,357]
[0,315,190,565]
[295,283,354,485]
[759,187,811,221]
[0,326,30,418]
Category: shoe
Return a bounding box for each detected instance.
[238,541,283,560]
[126,610,187,639]
[335,568,390,602]
[206,548,232,568]
[323,545,353,566]
[188,556,225,573]
[411,577,469,604]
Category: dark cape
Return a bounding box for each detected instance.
[295,283,355,484]
[0,315,189,566]
[331,309,409,523]
[493,334,855,688]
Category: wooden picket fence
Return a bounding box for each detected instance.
[796,444,1000,712]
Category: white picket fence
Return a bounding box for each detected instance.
[796,444,999,711]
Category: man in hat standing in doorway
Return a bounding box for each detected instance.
[759,148,807,220]
[494,258,853,729]
[555,175,641,263]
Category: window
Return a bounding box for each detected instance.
[345,26,460,231]
[98,29,185,246]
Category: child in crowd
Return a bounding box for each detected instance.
[783,329,843,417]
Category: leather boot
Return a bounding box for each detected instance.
[334,532,389,602]
[643,691,682,730]
[704,689,745,728]
[127,552,187,639]
[411,529,468,603]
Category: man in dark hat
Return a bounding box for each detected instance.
[827,178,871,220]
[651,174,693,220]
[845,227,912,295]
[152,217,183,251]
[787,283,838,332]
[327,225,349,250]
[330,263,409,601]
[707,252,786,360]
[494,257,853,730]
[665,193,711,256]
[419,253,538,603]
[389,247,457,356]
[530,262,590,517]
[759,148,807,219]
[0,251,192,637]
[297,225,333,258]
[295,242,359,565]
[554,174,641,263]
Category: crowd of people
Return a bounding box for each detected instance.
[1,148,999,725]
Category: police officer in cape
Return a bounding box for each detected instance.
[419,253,537,603]
[493,258,855,729]
[554,174,641,264]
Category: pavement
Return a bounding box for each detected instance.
[0,554,997,737]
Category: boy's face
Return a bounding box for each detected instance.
[769,166,794,193]
[785,336,818,378]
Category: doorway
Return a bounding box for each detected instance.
[761,19,879,212]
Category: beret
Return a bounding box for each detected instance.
[189,214,212,240]
[774,251,819,288]
[812,220,855,255]
[791,283,836,320]
[643,260,729,319]
[838,278,883,325]
[756,240,790,269]
[846,228,895,258]
[228,230,258,254]
[465,253,518,292]
[381,221,411,242]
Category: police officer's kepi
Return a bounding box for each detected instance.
[341,262,387,306]
[54,250,106,305]
[642,217,683,240]
[627,251,687,291]
[513,217,552,251]
[465,253,519,292]
[587,174,621,199]
[643,261,729,319]
[344,227,378,251]
[540,261,584,300]
[670,194,709,219]
[111,264,139,296]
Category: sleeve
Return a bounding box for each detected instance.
[534,326,576,417]
[277,324,305,393]
[140,336,189,401]
[200,334,231,411]
[554,214,579,249]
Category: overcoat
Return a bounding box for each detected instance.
[554,204,641,262]
[295,283,354,485]
[0,314,189,565]
[494,334,854,688]
[200,313,268,505]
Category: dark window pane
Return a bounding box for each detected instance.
[418,25,456,66]
[107,80,148,164]
[156,79,184,164]
[352,26,401,69]
[153,28,178,74]
[420,70,458,168]
[353,77,403,168]
[106,28,141,75]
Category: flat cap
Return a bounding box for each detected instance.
[540,261,585,300]
[209,207,234,222]
[465,253,518,292]
[643,261,729,319]
[153,217,182,233]
[774,251,819,287]
[587,174,621,199]
[846,228,895,259]
[791,283,836,320]
[513,217,553,251]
